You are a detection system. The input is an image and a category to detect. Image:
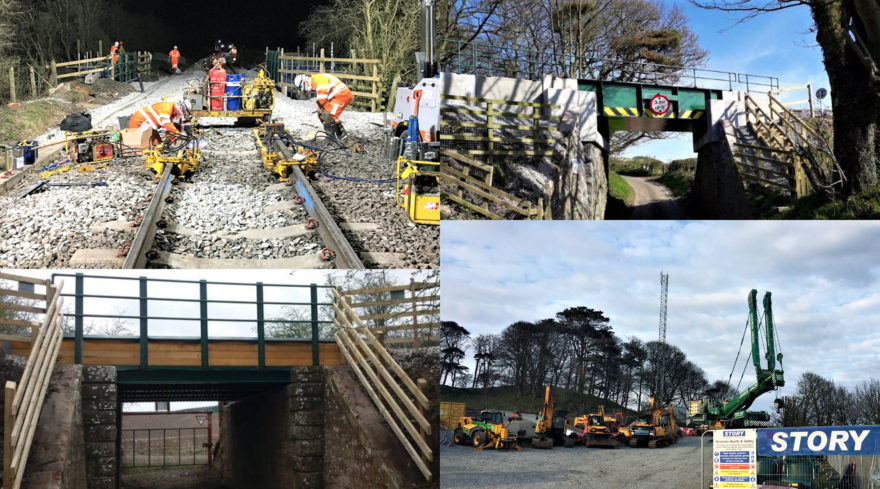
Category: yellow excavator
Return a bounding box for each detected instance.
[533,386,573,449]
[619,398,678,448]
[573,405,618,448]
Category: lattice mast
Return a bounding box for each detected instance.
[658,271,669,343]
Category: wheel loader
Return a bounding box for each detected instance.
[453,410,522,451]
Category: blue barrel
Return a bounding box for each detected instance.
[226,74,245,111]
[14,140,38,165]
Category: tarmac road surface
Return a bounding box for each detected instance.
[622,175,688,220]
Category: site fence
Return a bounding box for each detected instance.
[3,45,150,105]
[0,272,65,489]
[332,287,434,481]
[440,38,779,92]
[337,281,440,352]
[265,47,383,112]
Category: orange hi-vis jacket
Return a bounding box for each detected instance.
[129,101,180,134]
[110,45,119,63]
[169,49,181,66]
[311,73,352,122]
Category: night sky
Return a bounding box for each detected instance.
[118,0,326,60]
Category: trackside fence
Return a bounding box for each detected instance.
[0,272,65,489]
[332,287,434,481]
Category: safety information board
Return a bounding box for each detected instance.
[713,429,757,489]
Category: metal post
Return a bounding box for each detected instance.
[139,276,148,368]
[207,412,213,466]
[310,284,319,366]
[75,273,84,364]
[9,66,16,104]
[700,430,713,489]
[256,282,265,369]
[200,280,208,369]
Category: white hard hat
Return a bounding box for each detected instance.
[178,99,192,114]
[173,45,177,49]
[114,42,119,46]
[294,75,310,91]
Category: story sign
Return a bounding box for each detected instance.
[713,429,757,489]
[757,425,880,456]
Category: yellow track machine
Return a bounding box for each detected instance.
[144,125,202,180]
[573,405,619,448]
[254,123,319,180]
[453,411,522,451]
[620,398,678,449]
[396,156,440,225]
[185,69,275,124]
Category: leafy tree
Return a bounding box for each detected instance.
[440,320,470,385]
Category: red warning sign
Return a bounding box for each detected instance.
[649,94,671,116]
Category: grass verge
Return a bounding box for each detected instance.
[441,384,635,417]
[656,172,693,198]
[608,170,632,204]
[0,100,67,144]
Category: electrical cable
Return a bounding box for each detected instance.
[726,318,750,396]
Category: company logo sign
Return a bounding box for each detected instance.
[757,426,880,456]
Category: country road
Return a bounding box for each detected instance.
[621,175,688,219]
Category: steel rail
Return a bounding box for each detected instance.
[276,139,364,269]
[123,165,173,268]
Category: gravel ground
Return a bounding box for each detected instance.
[440,434,714,489]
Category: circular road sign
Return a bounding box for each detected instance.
[816,88,828,100]
[649,94,671,116]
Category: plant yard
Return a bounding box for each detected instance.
[440,434,711,489]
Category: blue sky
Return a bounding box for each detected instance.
[440,221,880,413]
[622,0,830,161]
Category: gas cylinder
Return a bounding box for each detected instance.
[209,65,227,111]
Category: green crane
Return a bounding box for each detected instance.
[688,289,785,430]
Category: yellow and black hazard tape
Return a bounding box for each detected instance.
[603,107,640,117]
[678,110,704,119]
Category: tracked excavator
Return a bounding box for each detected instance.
[533,386,573,449]
[573,405,619,448]
[688,289,786,432]
[619,398,678,448]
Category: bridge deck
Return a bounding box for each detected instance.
[10,337,342,369]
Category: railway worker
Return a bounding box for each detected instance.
[228,44,238,65]
[110,41,120,63]
[128,100,192,146]
[294,73,352,141]
[168,46,181,74]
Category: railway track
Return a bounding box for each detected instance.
[0,67,438,269]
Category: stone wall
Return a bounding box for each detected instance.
[220,367,324,489]
[692,120,750,218]
[80,366,118,489]
[20,363,87,489]
[323,366,433,489]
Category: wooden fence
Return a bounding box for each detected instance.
[439,148,544,220]
[0,272,65,489]
[266,47,383,112]
[337,281,439,351]
[331,287,434,481]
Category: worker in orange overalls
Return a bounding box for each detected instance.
[228,44,238,65]
[168,46,181,74]
[110,42,120,63]
[128,100,191,146]
[294,73,352,141]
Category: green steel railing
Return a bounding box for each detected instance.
[51,273,334,368]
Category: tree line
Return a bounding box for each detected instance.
[777,372,880,427]
[442,306,733,413]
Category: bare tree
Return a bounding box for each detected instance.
[692,0,880,196]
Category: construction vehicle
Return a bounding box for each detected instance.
[452,410,521,451]
[687,289,785,432]
[184,69,275,125]
[533,386,574,449]
[253,123,319,181]
[573,405,618,448]
[622,398,678,448]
